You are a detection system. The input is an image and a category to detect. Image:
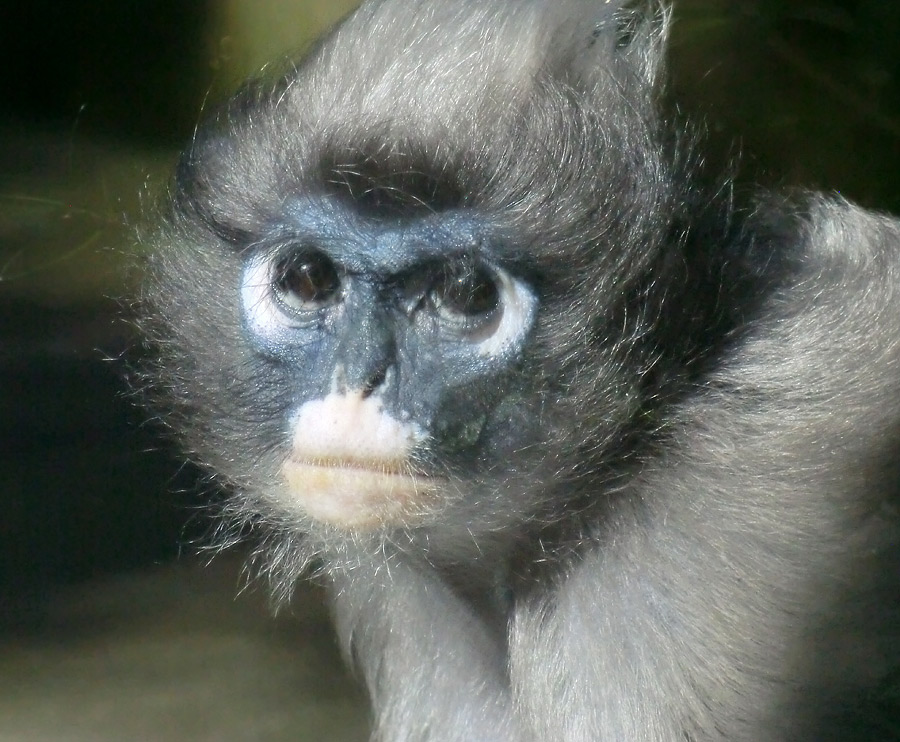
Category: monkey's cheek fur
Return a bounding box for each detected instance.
[281,461,437,530]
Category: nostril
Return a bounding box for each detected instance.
[361,363,390,398]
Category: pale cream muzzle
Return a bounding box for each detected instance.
[281,389,432,529]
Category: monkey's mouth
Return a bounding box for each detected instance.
[281,457,436,530]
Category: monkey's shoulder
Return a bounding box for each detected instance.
[752,195,900,332]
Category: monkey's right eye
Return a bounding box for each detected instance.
[272,249,342,313]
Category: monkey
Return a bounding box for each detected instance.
[139,0,900,739]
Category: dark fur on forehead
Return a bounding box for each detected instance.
[315,145,467,220]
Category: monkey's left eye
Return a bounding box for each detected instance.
[272,248,342,313]
[429,263,501,337]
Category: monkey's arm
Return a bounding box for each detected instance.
[328,549,521,742]
[510,199,900,741]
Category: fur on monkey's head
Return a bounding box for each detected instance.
[141,1,710,593]
[177,0,674,287]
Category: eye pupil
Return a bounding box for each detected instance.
[273,249,341,310]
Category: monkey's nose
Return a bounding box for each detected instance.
[361,361,391,398]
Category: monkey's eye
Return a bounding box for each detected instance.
[272,248,342,313]
[429,263,501,338]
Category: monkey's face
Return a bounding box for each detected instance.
[228,197,539,531]
[150,129,655,541]
[147,0,667,543]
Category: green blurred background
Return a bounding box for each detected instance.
[0,1,897,740]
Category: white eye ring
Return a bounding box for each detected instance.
[242,251,280,338]
[241,249,311,343]
[472,267,537,357]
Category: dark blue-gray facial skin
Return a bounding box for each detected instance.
[231,194,545,531]
[240,196,536,438]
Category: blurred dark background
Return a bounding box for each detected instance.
[0,1,897,739]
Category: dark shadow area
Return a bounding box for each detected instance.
[0,300,192,600]
[668,0,900,212]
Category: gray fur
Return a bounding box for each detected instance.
[140,1,900,739]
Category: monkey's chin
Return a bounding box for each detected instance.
[281,461,435,530]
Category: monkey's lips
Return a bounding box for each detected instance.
[282,457,436,530]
